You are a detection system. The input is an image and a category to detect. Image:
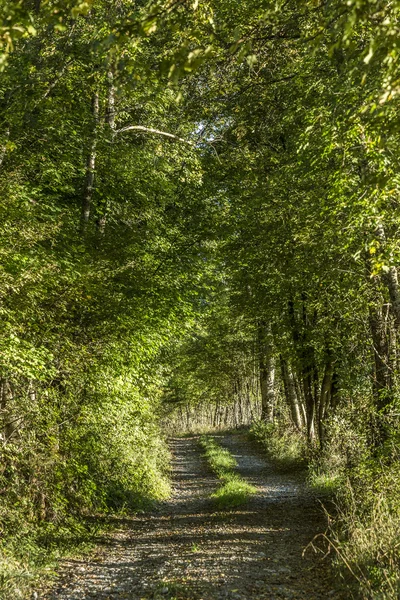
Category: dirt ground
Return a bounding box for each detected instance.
[41,433,348,600]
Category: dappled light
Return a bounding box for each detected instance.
[45,435,340,600]
[1,1,400,598]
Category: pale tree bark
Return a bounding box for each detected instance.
[96,67,117,234]
[81,92,99,226]
[258,322,275,422]
[376,222,400,327]
[114,124,194,145]
[280,356,303,430]
[238,385,244,424]
[293,372,307,425]
[318,358,334,448]
[106,69,116,130]
[288,299,317,441]
[213,400,220,428]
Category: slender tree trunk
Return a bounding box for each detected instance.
[224,405,229,427]
[280,356,303,430]
[288,298,318,441]
[293,372,307,425]
[213,400,219,428]
[238,388,243,425]
[376,223,400,327]
[106,68,116,130]
[258,322,275,422]
[369,302,393,411]
[302,361,317,441]
[366,250,394,445]
[96,66,116,234]
[81,92,99,225]
[318,359,334,448]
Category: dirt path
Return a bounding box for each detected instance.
[42,433,345,600]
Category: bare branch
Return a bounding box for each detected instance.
[114,125,195,146]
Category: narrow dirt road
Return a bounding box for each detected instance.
[42,433,345,600]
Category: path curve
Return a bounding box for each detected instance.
[42,433,345,600]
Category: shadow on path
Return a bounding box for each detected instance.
[43,434,345,600]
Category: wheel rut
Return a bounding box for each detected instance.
[42,433,345,600]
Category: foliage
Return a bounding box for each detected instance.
[1,0,400,596]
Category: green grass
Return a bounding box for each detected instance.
[0,518,103,600]
[308,472,344,495]
[200,435,256,509]
[249,421,307,472]
[199,435,237,476]
[211,475,257,509]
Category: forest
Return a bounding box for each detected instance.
[1,1,400,598]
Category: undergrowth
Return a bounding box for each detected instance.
[199,435,256,509]
[249,421,307,472]
[312,409,400,599]
[250,409,400,598]
[0,518,102,600]
[0,378,171,600]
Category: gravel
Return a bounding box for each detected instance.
[40,433,347,600]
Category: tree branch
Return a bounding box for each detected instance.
[114,125,194,146]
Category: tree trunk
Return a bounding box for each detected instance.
[376,223,400,327]
[302,359,317,442]
[369,302,393,411]
[106,68,116,130]
[288,298,318,441]
[280,356,303,430]
[318,359,334,448]
[258,322,275,422]
[81,92,99,225]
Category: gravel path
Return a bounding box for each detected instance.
[41,433,345,600]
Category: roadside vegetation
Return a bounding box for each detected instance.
[249,421,307,474]
[200,436,256,509]
[1,1,400,598]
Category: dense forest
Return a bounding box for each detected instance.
[1,1,400,598]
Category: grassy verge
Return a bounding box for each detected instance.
[0,518,106,600]
[249,421,307,472]
[199,435,256,509]
[249,414,400,598]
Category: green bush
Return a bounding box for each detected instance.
[0,369,171,599]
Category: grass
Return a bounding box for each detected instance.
[199,435,256,509]
[308,472,344,495]
[0,518,103,600]
[249,421,307,472]
[327,463,400,599]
